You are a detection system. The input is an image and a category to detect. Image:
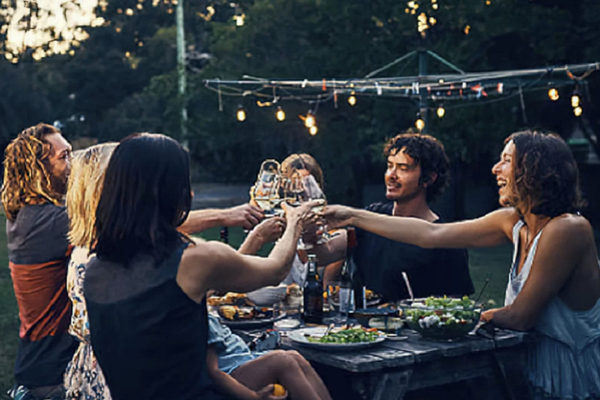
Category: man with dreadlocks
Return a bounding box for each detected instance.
[2,123,77,400]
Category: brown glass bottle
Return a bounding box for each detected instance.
[303,254,323,324]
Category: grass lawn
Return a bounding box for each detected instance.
[0,218,595,397]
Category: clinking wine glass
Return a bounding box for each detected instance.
[283,172,328,249]
[250,159,284,218]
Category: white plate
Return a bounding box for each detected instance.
[288,327,386,351]
[246,284,288,307]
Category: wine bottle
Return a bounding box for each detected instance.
[339,228,357,314]
[348,228,366,310]
[303,254,323,324]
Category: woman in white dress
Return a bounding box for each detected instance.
[323,130,600,399]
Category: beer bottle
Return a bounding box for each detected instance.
[303,254,323,324]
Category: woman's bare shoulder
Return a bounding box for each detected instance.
[544,213,594,247]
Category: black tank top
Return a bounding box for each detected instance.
[84,245,211,400]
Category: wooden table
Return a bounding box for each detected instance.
[281,328,533,400]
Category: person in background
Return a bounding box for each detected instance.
[328,133,473,302]
[2,123,78,400]
[207,312,332,400]
[83,133,319,400]
[242,154,346,288]
[324,130,600,400]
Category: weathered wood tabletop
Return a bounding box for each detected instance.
[281,328,533,400]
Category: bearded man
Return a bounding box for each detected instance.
[2,123,77,400]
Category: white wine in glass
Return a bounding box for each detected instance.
[250,159,281,217]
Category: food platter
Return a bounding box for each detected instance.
[211,304,287,329]
[401,296,481,341]
[288,327,386,351]
[217,311,287,329]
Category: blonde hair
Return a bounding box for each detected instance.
[67,142,118,248]
[1,123,63,221]
[281,154,324,189]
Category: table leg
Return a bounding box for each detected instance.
[351,370,413,400]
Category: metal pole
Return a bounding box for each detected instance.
[418,49,428,133]
[176,0,188,143]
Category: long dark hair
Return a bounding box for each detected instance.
[92,133,192,264]
[507,130,585,217]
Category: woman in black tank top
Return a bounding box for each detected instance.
[85,133,318,400]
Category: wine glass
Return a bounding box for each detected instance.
[282,172,328,249]
[250,159,282,218]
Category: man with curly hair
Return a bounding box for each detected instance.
[352,133,474,302]
[2,123,77,400]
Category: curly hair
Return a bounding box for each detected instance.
[383,133,450,203]
[67,143,118,249]
[506,130,585,217]
[1,123,63,221]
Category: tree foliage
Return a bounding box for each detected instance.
[1,0,600,206]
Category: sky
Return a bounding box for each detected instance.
[2,0,105,60]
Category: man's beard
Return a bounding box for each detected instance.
[49,173,67,197]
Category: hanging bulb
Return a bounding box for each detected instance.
[276,106,286,121]
[348,91,357,106]
[548,88,559,101]
[305,111,315,128]
[436,105,445,118]
[309,126,318,136]
[415,117,425,131]
[571,94,581,108]
[574,106,583,117]
[236,105,246,122]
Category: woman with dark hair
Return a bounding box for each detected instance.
[324,130,600,399]
[83,133,318,400]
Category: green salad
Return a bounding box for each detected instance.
[307,328,380,344]
[405,296,479,330]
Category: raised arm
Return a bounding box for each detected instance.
[178,204,264,234]
[177,202,319,302]
[323,205,518,249]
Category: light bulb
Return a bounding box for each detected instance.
[309,126,318,136]
[571,94,581,108]
[305,112,315,128]
[348,92,357,106]
[276,107,286,121]
[236,106,246,122]
[436,106,445,118]
[548,88,559,101]
[574,106,583,117]
[415,118,425,131]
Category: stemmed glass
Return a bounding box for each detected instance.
[250,159,283,218]
[281,172,328,249]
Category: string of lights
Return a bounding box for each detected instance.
[203,62,600,135]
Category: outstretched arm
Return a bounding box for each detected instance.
[177,201,320,301]
[323,205,518,249]
[178,204,264,234]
